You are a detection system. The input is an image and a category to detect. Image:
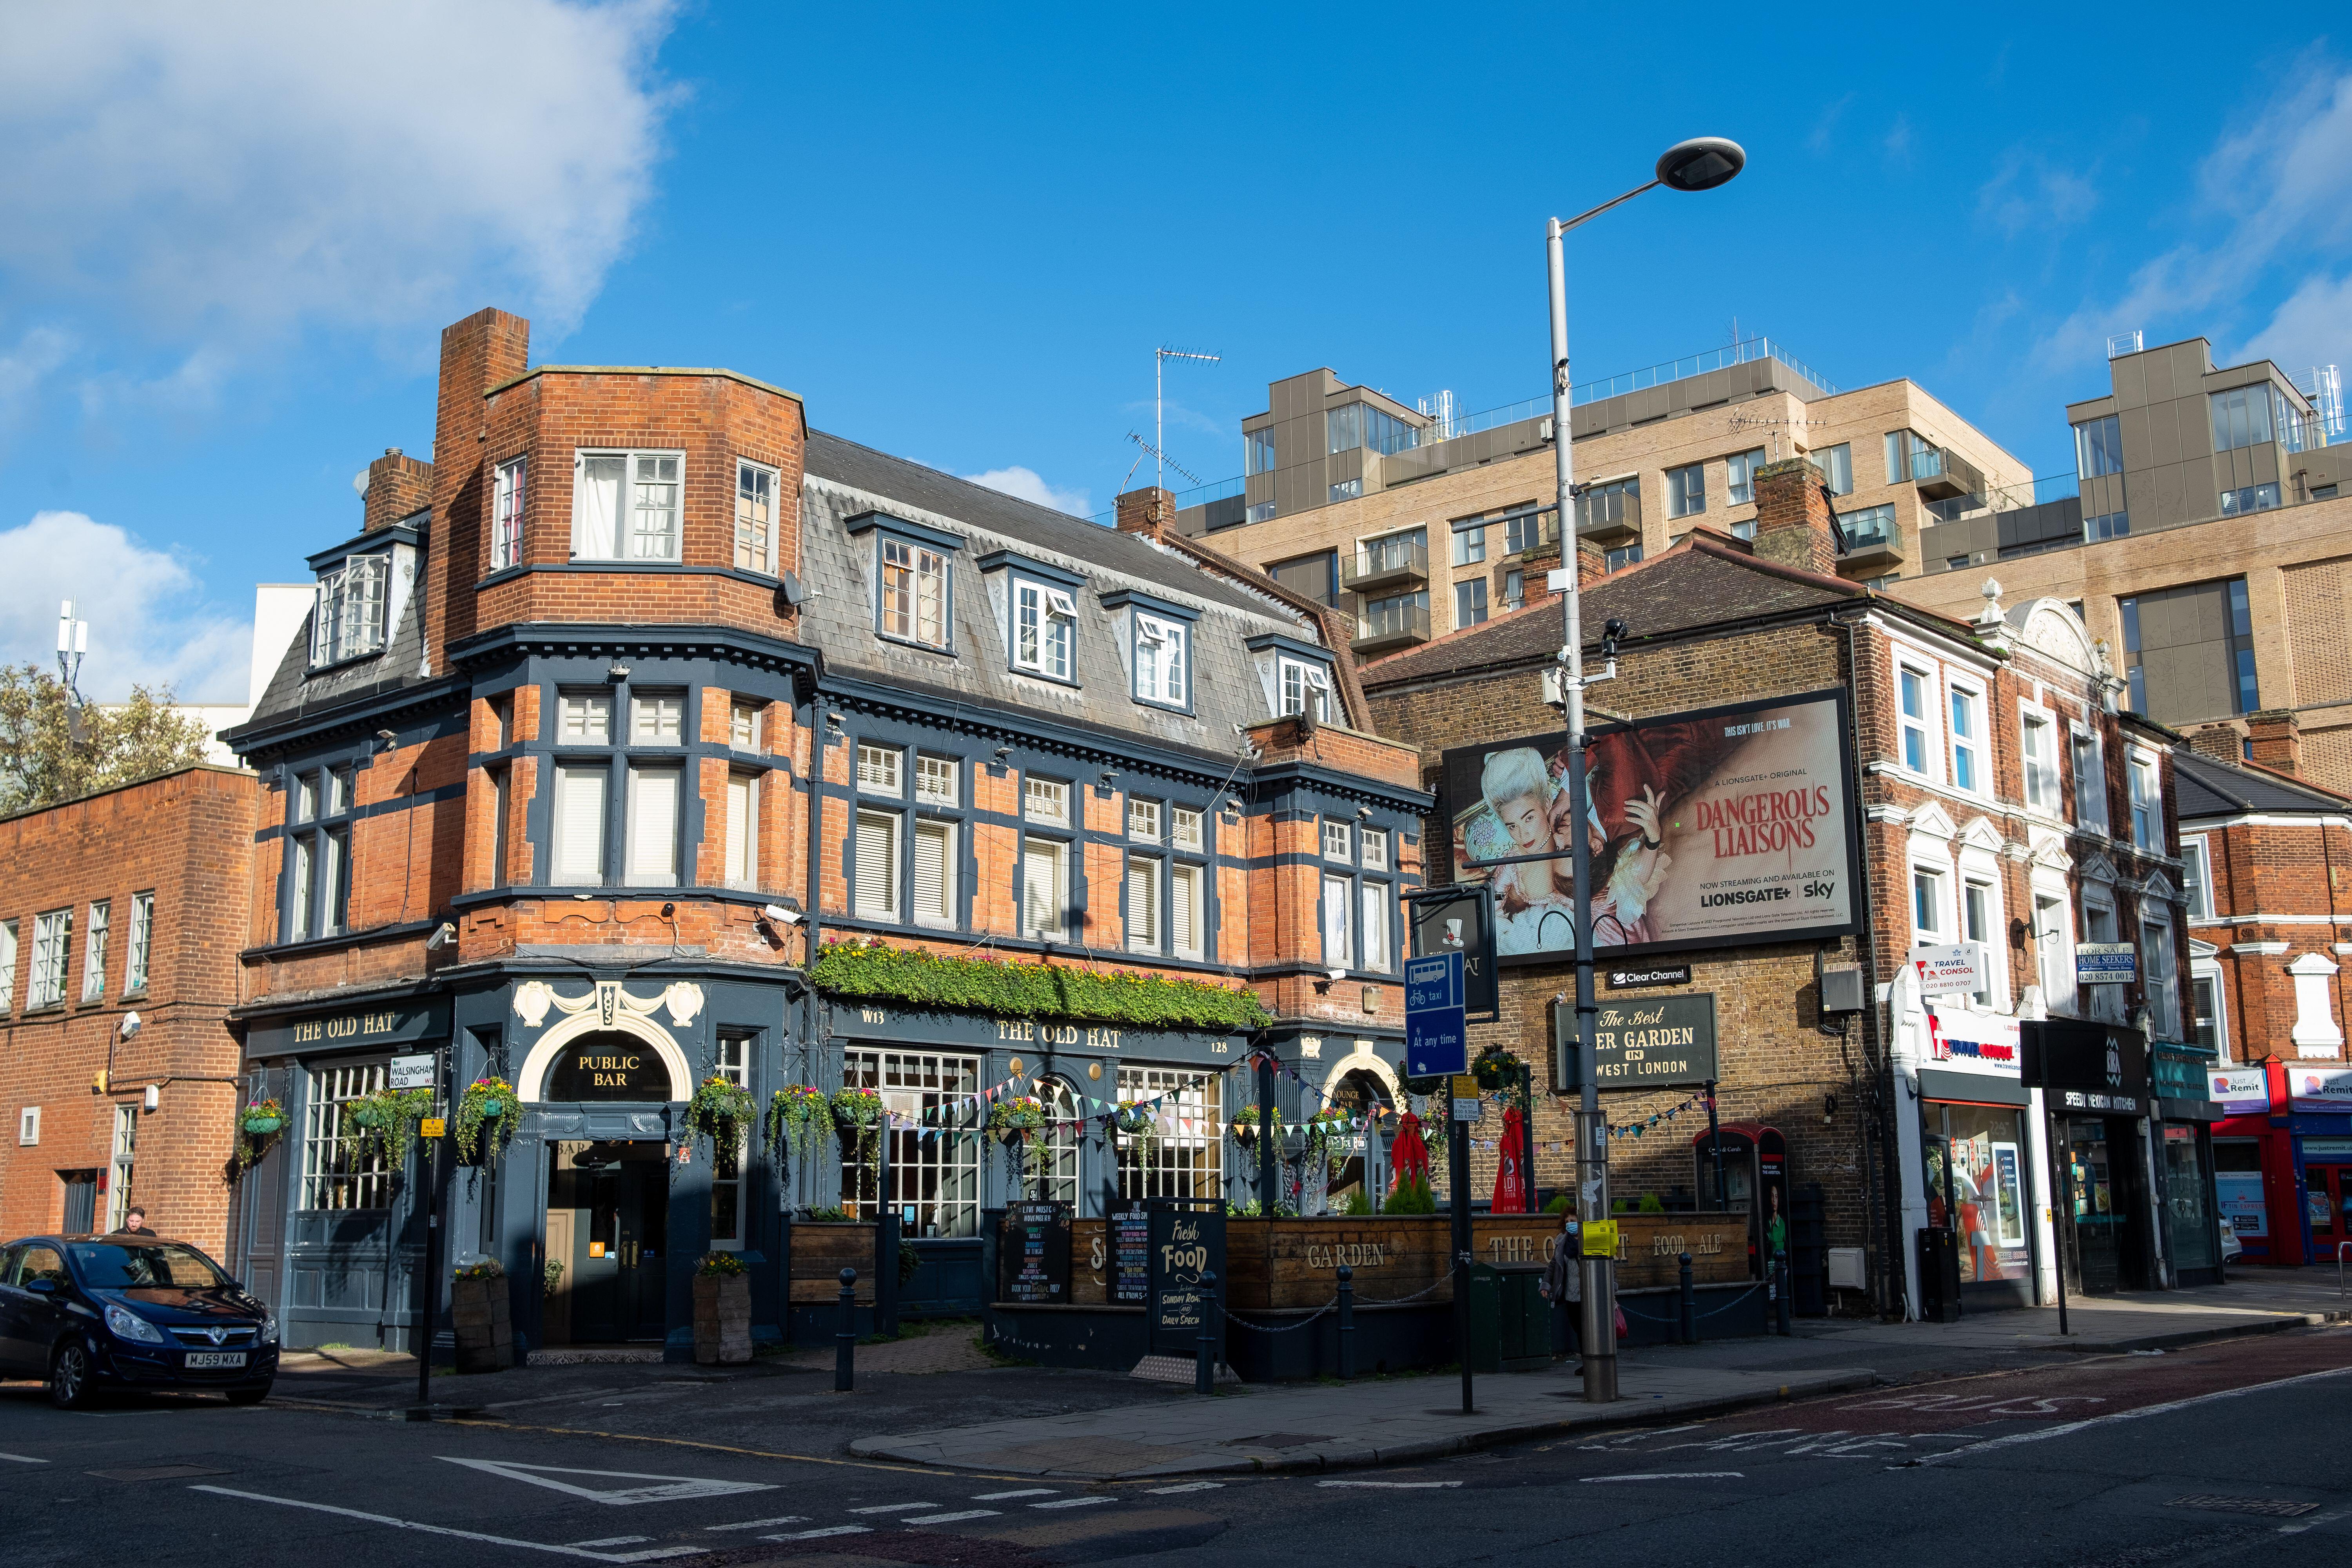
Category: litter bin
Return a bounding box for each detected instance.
[1467,1261,1550,1372]
[1916,1225,1961,1323]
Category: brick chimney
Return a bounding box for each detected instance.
[2183,723,2245,767]
[1115,486,1176,539]
[1751,457,1837,576]
[362,448,434,532]
[2247,709,2303,775]
[423,308,531,676]
[1576,534,1606,587]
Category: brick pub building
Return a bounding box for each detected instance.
[1359,458,2216,1318]
[217,308,1427,1356]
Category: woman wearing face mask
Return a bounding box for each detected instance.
[1541,1210,1582,1365]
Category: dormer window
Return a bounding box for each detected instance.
[882,537,948,648]
[1279,657,1331,721]
[310,555,389,667]
[1014,580,1077,681]
[573,450,682,561]
[1134,614,1189,707]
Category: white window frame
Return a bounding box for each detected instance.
[310,554,390,668]
[855,807,903,922]
[1134,613,1189,708]
[734,458,779,576]
[1666,461,1706,519]
[560,691,612,743]
[1321,872,1353,969]
[841,1049,984,1236]
[1128,797,1162,842]
[1896,661,1938,779]
[2020,706,2058,817]
[707,1034,751,1249]
[2070,724,2109,833]
[1023,775,1069,827]
[17,1105,37,1145]
[2190,957,2230,1059]
[1171,860,1205,961]
[1170,806,1204,852]
[29,909,68,1009]
[1117,1066,1222,1201]
[912,817,956,929]
[1126,853,1163,954]
[2030,881,2077,1015]
[109,1102,139,1230]
[2182,835,2214,920]
[914,753,959,808]
[729,700,762,752]
[0,918,16,1011]
[1278,657,1332,721]
[724,771,759,891]
[1321,819,1352,862]
[491,456,526,571]
[1725,447,1767,507]
[1361,828,1388,871]
[2127,750,2163,853]
[552,762,610,886]
[571,448,683,563]
[81,900,109,1004]
[2081,891,2125,1022]
[301,1061,388,1211]
[1360,881,1392,973]
[629,693,684,745]
[2141,908,2180,1039]
[1947,680,1984,797]
[880,535,950,649]
[1021,835,1069,940]
[1012,579,1076,681]
[857,743,904,798]
[623,764,681,887]
[1910,864,1949,940]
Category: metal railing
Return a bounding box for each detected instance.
[1439,338,1838,443]
[1343,539,1429,589]
[1352,603,1431,648]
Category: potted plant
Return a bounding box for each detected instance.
[455,1076,519,1165]
[685,1074,758,1150]
[450,1258,514,1372]
[829,1085,882,1169]
[692,1252,752,1365]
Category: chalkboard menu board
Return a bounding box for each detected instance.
[999,1201,1073,1304]
[1108,1204,1150,1305]
[1146,1198,1226,1357]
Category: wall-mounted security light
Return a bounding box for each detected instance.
[118,1011,141,1041]
[760,903,804,927]
[606,660,632,683]
[143,1084,160,1112]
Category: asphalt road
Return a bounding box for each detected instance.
[5,1328,2351,1568]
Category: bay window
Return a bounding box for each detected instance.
[572,449,682,561]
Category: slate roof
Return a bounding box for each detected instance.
[1359,535,1920,688]
[2174,749,2352,820]
[800,430,1322,752]
[238,571,433,740]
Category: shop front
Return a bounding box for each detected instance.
[1915,1006,2042,1313]
[2286,1066,2352,1267]
[2155,1066,2225,1289]
[2024,1018,2163,1296]
[2208,1064,2286,1263]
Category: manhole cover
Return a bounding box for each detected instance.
[2167,1495,2320,1518]
[1223,1432,1328,1449]
[87,1465,231,1482]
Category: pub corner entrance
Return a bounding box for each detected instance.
[542,1141,670,1346]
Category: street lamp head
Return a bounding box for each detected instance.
[1655,137,1746,193]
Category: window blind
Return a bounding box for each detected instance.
[1321,874,1351,968]
[626,767,679,886]
[1023,840,1063,936]
[857,809,900,919]
[726,773,756,889]
[913,820,952,926]
[555,765,607,884]
[1172,863,1201,959]
[1127,856,1160,952]
[1360,882,1389,971]
[573,455,624,559]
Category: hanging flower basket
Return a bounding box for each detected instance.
[1304,1108,1354,1163]
[241,1098,285,1136]
[346,1100,387,1130]
[765,1084,832,1165]
[455,1076,520,1164]
[339,1087,436,1172]
[987,1094,1045,1146]
[1472,1047,1524,1094]
[685,1075,758,1149]
[1112,1100,1157,1141]
[830,1086,883,1167]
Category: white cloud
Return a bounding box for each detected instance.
[2242,272,2352,381]
[1975,151,2100,240]
[2039,61,2352,374]
[0,0,677,403]
[962,466,1093,517]
[0,512,253,704]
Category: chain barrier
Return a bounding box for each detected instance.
[1222,1302,1336,1334]
[1615,1283,1765,1323]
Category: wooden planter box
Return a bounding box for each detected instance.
[451,1276,514,1373]
[693,1273,753,1364]
[1222,1212,1751,1312]
[788,1221,877,1305]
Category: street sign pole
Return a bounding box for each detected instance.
[1449,1074,1476,1414]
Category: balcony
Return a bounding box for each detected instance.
[1341,539,1429,596]
[1907,444,1984,502]
[1574,488,1642,545]
[1836,508,1907,574]
[1351,603,1432,656]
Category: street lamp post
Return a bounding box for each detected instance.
[1547,137,1745,1405]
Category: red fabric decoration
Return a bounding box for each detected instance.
[1491,1105,1528,1212]
[1390,1111,1431,1188]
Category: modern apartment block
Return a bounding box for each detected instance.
[1902,338,2352,790]
[1172,339,2032,659]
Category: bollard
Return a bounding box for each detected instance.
[1774,1250,1792,1337]
[1194,1269,1218,1395]
[1678,1252,1696,1346]
[1336,1265,1356,1381]
[835,1267,858,1392]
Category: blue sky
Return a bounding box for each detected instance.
[3,4,2348,702]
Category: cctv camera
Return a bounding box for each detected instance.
[1603,617,1628,641]
[424,922,456,951]
[761,904,804,926]
[1326,967,1347,983]
[375,728,396,743]
[118,1011,141,1040]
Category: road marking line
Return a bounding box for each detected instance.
[188,1485,706,1562]
[1582,1472,1746,1483]
[1915,1365,2352,1468]
[973,1488,1056,1500]
[904,1510,1000,1524]
[1145,1482,1223,1494]
[438,1456,773,1506]
[570,1538,652,1548]
[762,1525,872,1541]
[1317,1480,1461,1489]
[451,1417,1027,1482]
[0,1453,49,1464]
[1031,1496,1117,1508]
[704,1517,806,1532]
[848,1502,933,1514]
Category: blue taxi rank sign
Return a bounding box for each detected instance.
[1406,951,1468,1078]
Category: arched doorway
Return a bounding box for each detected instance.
[1033,1077,1082,1205]
[1325,1067,1395,1210]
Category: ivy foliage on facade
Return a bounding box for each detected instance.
[808,937,1270,1033]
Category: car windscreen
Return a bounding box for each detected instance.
[68,1242,229,1290]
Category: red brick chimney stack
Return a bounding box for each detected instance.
[1751,456,1837,577]
[2247,709,2303,776]
[1115,486,1176,539]
[423,308,531,675]
[362,448,434,532]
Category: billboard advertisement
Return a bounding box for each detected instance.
[1440,690,1858,964]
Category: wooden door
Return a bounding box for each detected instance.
[543,1209,575,1345]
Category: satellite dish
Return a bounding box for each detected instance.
[351,470,370,495]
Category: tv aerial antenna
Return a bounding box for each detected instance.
[57,599,90,743]
[1123,432,1202,494]
[1155,347,1220,491]
[1726,410,1829,461]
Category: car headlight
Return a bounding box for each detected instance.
[104,1303,167,1344]
[260,1314,279,1346]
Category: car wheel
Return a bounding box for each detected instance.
[225,1383,271,1407]
[50,1342,96,1411]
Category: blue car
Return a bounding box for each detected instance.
[0,1235,278,1408]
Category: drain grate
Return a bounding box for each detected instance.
[2167,1495,2321,1518]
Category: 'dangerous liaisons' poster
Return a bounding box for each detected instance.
[1440,689,1859,963]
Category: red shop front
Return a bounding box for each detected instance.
[2208,1060,2352,1267]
